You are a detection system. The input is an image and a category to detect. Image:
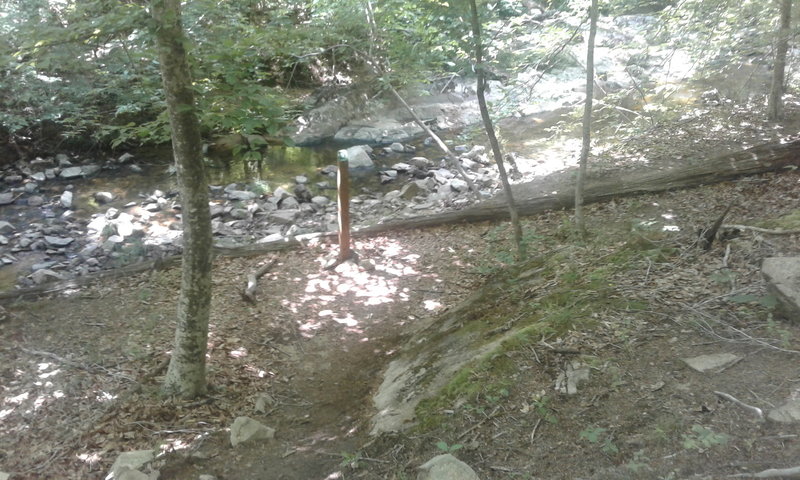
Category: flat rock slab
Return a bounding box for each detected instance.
[682,353,741,372]
[768,399,800,423]
[762,257,800,323]
[107,450,155,479]
[230,416,275,447]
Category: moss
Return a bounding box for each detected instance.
[757,209,800,230]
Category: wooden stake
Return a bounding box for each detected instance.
[325,149,356,270]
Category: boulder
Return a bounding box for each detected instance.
[342,145,374,170]
[94,191,114,204]
[417,454,480,480]
[768,399,800,423]
[106,450,155,480]
[762,257,800,323]
[60,191,73,208]
[59,165,101,179]
[230,416,275,447]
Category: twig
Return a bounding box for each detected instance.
[530,417,543,444]
[722,224,800,235]
[714,391,764,421]
[728,466,800,478]
[242,257,278,303]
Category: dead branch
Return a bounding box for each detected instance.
[713,391,764,421]
[722,224,800,235]
[701,204,733,250]
[728,466,800,478]
[242,257,278,303]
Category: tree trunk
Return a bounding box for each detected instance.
[468,0,525,258]
[768,0,792,121]
[575,0,598,236]
[151,0,213,398]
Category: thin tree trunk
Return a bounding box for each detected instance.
[468,0,524,258]
[575,0,598,236]
[768,0,792,121]
[151,0,213,398]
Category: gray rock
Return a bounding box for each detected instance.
[311,196,330,207]
[0,221,14,233]
[128,164,143,173]
[32,261,56,271]
[463,145,486,159]
[30,172,46,182]
[449,179,468,192]
[117,470,150,480]
[107,450,155,480]
[55,153,71,166]
[209,204,225,218]
[0,235,8,245]
[762,257,800,323]
[417,454,480,480]
[230,416,275,447]
[198,475,218,480]
[44,236,74,247]
[682,353,741,373]
[227,190,257,201]
[391,162,413,172]
[269,210,298,225]
[390,142,406,153]
[342,145,375,170]
[273,186,291,200]
[400,182,422,200]
[45,168,57,180]
[0,471,9,480]
[59,165,100,179]
[380,170,398,184]
[24,182,38,194]
[118,152,135,164]
[257,233,285,243]
[105,207,120,219]
[94,191,114,204]
[295,175,308,184]
[230,208,249,220]
[555,361,591,395]
[60,191,73,208]
[280,197,300,209]
[4,175,23,183]
[768,399,800,423]
[31,269,63,285]
[27,195,44,206]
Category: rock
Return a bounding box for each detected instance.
[118,152,135,164]
[107,450,155,480]
[30,172,46,182]
[449,178,468,192]
[26,195,44,206]
[114,213,135,237]
[94,191,114,204]
[311,196,330,207]
[391,162,413,172]
[31,261,56,271]
[453,144,469,153]
[59,165,101,179]
[390,142,406,153]
[380,170,398,184]
[44,236,74,247]
[293,184,312,203]
[417,454,480,480]
[128,164,143,173]
[24,182,38,194]
[230,416,275,447]
[55,153,71,166]
[105,207,120,220]
[31,269,63,285]
[682,353,741,373]
[269,210,298,225]
[762,257,800,323]
[280,196,300,209]
[45,168,57,180]
[227,190,257,201]
[198,475,218,480]
[463,145,486,159]
[0,471,9,480]
[555,360,590,395]
[230,208,249,220]
[400,182,422,200]
[343,145,375,169]
[257,233,285,243]
[768,399,800,423]
[272,186,291,200]
[60,191,73,208]
[4,175,23,183]
[0,235,8,245]
[0,221,14,233]
[295,175,308,184]
[209,204,225,218]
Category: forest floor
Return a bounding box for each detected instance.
[2,101,800,480]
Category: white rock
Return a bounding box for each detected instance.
[60,190,73,208]
[230,416,275,447]
[311,196,330,207]
[449,179,468,192]
[30,172,46,182]
[390,142,406,153]
[44,236,74,247]
[257,233,284,243]
[105,450,155,480]
[94,191,114,204]
[417,454,480,480]
[0,471,9,480]
[342,145,374,169]
[227,190,257,201]
[682,353,741,373]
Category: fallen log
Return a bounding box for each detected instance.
[2,138,798,301]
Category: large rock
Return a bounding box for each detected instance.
[59,165,101,179]
[682,353,741,373]
[417,454,480,480]
[230,416,275,447]
[762,257,800,323]
[0,193,15,205]
[106,450,155,480]
[342,145,375,170]
[768,399,800,423]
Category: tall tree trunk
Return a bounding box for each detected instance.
[151,0,213,398]
[768,0,792,121]
[468,0,525,258]
[575,0,598,236]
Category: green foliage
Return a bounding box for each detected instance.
[681,424,730,451]
[579,426,619,455]
[435,441,464,453]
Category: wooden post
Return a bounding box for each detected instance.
[336,149,352,262]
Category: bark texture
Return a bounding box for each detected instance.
[151,0,213,398]
[575,0,598,235]
[768,0,792,121]
[468,0,524,257]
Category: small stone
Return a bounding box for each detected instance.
[230,416,275,447]
[31,269,63,285]
[60,191,73,208]
[24,182,38,193]
[449,179,468,192]
[0,221,14,233]
[27,195,44,206]
[118,152,135,164]
[454,144,469,152]
[390,142,406,153]
[94,191,114,204]
[0,235,8,245]
[295,175,308,184]
[311,196,330,207]
[228,190,257,201]
[0,193,15,205]
[4,175,22,183]
[417,454,479,480]
[55,153,71,166]
[768,399,800,423]
[400,182,422,200]
[128,164,143,173]
[30,172,46,182]
[391,162,413,172]
[257,233,284,243]
[280,196,300,209]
